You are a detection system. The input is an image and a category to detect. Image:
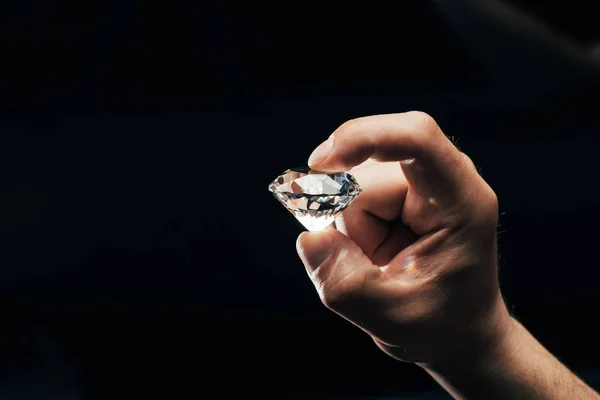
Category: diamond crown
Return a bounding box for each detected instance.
[269,167,361,231]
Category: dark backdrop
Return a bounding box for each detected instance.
[0,1,599,398]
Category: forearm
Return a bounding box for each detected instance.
[422,318,600,400]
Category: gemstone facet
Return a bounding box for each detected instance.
[268,167,362,231]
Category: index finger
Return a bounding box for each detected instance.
[308,111,470,201]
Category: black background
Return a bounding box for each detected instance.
[0,1,599,398]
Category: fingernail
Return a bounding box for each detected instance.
[297,231,334,272]
[308,137,334,166]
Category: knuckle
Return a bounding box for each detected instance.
[406,111,440,138]
[318,268,365,310]
[402,111,442,154]
[475,184,499,227]
[461,152,477,171]
[459,152,498,225]
[320,288,347,310]
[483,185,499,216]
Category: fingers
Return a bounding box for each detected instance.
[335,162,408,264]
[296,228,383,313]
[334,207,388,265]
[349,161,407,221]
[308,111,470,203]
[337,208,417,267]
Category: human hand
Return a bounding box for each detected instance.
[296,111,512,367]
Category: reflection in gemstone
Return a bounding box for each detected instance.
[268,167,362,231]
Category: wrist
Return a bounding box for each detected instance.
[416,311,519,399]
[418,313,600,399]
[418,296,517,377]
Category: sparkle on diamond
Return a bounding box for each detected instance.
[268,167,362,231]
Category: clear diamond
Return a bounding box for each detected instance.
[268,167,362,231]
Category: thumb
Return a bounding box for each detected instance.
[296,228,383,311]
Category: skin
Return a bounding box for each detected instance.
[296,111,599,399]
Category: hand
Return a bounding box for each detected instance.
[296,111,512,367]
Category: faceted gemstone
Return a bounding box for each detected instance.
[268,167,362,231]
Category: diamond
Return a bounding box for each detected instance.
[268,167,362,231]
